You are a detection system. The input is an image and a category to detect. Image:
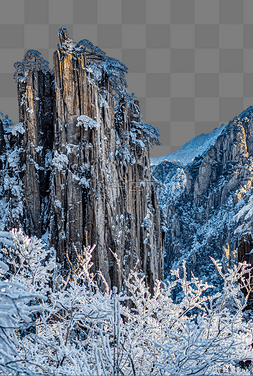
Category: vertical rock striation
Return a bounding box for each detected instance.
[48,28,165,289]
[11,50,55,237]
[3,28,165,290]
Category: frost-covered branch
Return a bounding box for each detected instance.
[0,229,253,374]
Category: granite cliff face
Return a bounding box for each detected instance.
[12,51,55,238]
[0,28,165,290]
[152,106,253,288]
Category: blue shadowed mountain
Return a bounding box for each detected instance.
[151,106,253,292]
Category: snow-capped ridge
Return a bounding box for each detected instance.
[151,105,253,292]
[151,105,253,167]
[151,123,226,167]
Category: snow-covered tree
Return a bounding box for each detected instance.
[0,231,47,375]
[0,229,253,374]
[2,228,56,294]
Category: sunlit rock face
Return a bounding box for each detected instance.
[3,50,54,238]
[2,28,165,290]
[152,108,253,289]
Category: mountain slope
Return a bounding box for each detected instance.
[152,106,253,288]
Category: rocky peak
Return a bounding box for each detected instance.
[0,28,165,291]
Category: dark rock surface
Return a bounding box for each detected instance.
[0,119,5,155]
[237,233,253,311]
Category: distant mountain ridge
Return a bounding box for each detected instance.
[151,123,226,167]
[151,106,253,288]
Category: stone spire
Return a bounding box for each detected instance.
[58,26,70,45]
[10,50,55,237]
[10,28,165,290]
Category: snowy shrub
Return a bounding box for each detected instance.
[74,36,128,101]
[76,115,100,130]
[13,50,49,83]
[0,229,253,374]
[142,122,162,148]
[11,123,25,136]
[0,279,46,375]
[1,115,13,128]
[0,230,48,374]
[154,258,253,375]
[52,151,69,171]
[2,228,56,294]
[130,119,162,150]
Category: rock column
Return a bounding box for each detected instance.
[14,51,55,237]
[49,31,165,289]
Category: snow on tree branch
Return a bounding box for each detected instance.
[0,231,253,374]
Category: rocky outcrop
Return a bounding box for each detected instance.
[152,107,253,288]
[48,28,165,288]
[0,28,165,290]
